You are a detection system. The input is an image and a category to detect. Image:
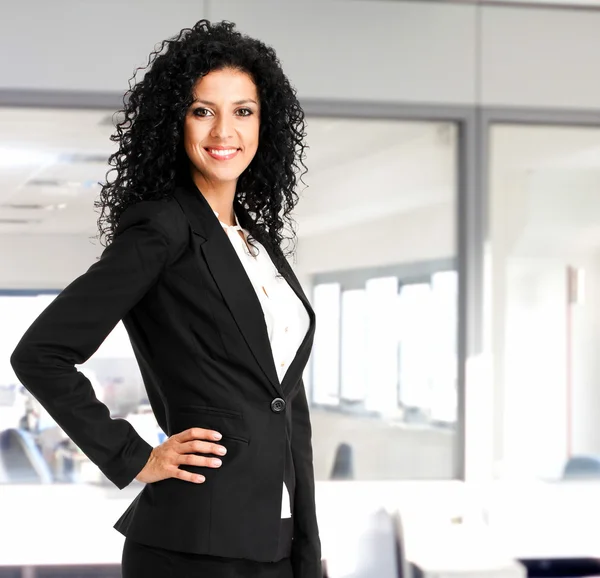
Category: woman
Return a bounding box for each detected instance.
[10,19,321,578]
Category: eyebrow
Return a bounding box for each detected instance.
[192,98,258,106]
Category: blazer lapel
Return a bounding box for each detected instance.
[172,180,283,397]
[256,225,316,396]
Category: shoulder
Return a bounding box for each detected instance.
[115,197,189,263]
[116,197,186,234]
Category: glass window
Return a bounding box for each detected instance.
[301,117,458,481]
[1,292,148,485]
[488,124,600,481]
[311,283,341,406]
[2,116,459,487]
[340,288,367,403]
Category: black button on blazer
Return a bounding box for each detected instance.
[10,176,322,577]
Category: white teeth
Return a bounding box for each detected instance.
[208,148,237,156]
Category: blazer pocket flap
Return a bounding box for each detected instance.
[168,406,250,444]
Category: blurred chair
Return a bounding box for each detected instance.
[0,428,52,484]
[0,447,7,483]
[519,556,600,576]
[351,508,398,578]
[391,510,412,578]
[329,442,354,480]
[562,455,600,479]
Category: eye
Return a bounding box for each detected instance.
[237,108,253,117]
[193,107,211,117]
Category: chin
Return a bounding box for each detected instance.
[205,171,244,184]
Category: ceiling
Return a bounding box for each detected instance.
[0,107,117,235]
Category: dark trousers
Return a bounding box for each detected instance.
[121,537,294,578]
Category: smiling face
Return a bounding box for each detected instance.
[183,67,261,197]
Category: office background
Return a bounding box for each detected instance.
[2,1,600,576]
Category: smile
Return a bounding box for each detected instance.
[205,148,240,160]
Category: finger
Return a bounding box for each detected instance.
[178,453,223,469]
[175,427,222,442]
[173,468,206,484]
[178,440,227,456]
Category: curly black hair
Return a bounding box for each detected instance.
[95,19,308,270]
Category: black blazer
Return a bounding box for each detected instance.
[9,176,321,576]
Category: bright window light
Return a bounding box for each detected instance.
[0,147,58,167]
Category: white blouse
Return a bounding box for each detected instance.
[215,210,310,519]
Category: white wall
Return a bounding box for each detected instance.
[4,1,600,109]
[295,202,454,275]
[0,0,478,105]
[481,6,600,109]
[570,252,600,457]
[0,0,209,94]
[493,252,600,479]
[502,257,568,479]
[209,0,478,105]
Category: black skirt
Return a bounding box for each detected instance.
[121,537,293,578]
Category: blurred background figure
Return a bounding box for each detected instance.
[329,442,354,481]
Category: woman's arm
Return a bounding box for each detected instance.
[290,379,322,578]
[10,200,179,489]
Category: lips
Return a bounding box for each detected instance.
[204,147,240,161]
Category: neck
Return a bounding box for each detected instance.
[189,167,237,226]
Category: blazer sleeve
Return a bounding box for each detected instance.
[10,200,178,490]
[290,379,322,578]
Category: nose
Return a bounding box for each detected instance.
[210,113,234,140]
